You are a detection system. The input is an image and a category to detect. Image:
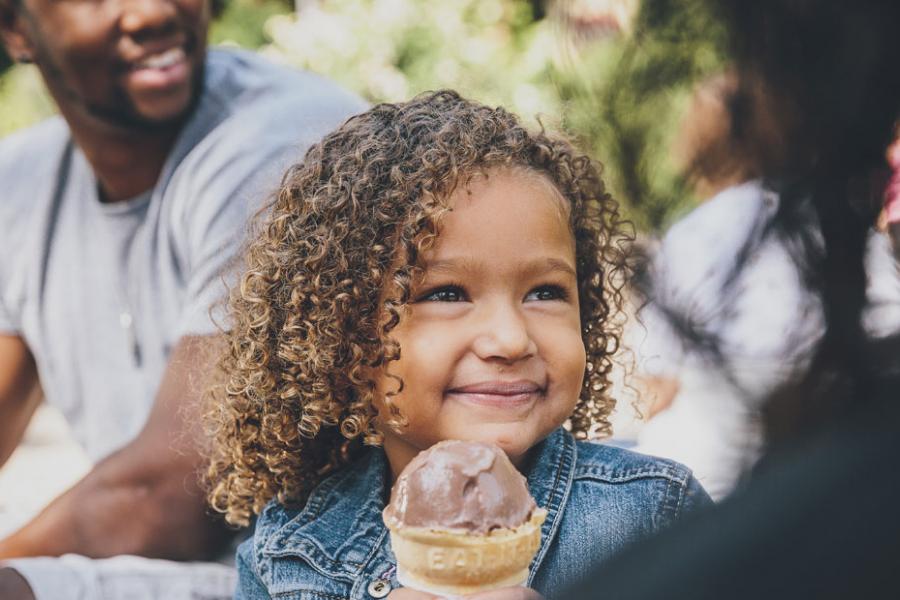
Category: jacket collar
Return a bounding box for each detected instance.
[258,428,578,582]
[524,427,577,582]
[257,449,391,582]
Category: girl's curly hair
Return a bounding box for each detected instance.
[205,90,631,526]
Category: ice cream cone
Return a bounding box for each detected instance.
[388,509,547,596]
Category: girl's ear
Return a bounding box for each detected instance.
[0,0,35,64]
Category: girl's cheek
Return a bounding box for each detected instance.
[558,332,587,394]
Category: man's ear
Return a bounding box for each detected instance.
[0,0,34,64]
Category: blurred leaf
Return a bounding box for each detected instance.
[0,66,55,137]
[261,0,715,229]
[1,0,724,230]
[210,0,292,48]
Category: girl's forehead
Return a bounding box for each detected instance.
[427,168,576,263]
[445,167,570,218]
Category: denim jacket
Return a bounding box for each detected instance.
[236,428,711,599]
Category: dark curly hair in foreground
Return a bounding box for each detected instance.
[205,90,631,526]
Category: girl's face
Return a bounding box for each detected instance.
[378,168,586,478]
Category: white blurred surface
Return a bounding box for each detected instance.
[0,404,91,539]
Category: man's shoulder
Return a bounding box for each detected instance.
[0,117,69,178]
[164,49,365,209]
[0,117,70,221]
[203,48,365,130]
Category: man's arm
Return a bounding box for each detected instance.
[0,335,233,560]
[0,335,41,469]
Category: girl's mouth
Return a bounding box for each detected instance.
[445,380,545,408]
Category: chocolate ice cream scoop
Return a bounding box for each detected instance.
[383,440,536,534]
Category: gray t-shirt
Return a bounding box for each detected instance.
[0,49,365,460]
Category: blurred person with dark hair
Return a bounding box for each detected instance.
[0,0,364,597]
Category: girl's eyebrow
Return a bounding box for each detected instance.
[425,257,576,277]
[525,258,577,277]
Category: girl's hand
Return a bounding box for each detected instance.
[387,586,544,600]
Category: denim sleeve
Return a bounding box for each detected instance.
[235,541,271,600]
[681,474,714,515]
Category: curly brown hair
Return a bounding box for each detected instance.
[205,90,631,526]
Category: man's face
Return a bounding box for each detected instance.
[1,0,210,130]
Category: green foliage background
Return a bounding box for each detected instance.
[0,0,724,230]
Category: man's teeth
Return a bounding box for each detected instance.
[136,47,185,70]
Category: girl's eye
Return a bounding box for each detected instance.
[418,285,468,302]
[525,285,569,302]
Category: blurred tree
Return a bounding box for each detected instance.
[1,0,724,229]
[210,0,292,47]
[557,0,727,229]
[263,0,557,118]
[261,0,717,229]
[0,66,54,136]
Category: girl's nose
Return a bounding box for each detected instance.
[471,303,537,363]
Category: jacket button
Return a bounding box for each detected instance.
[367,578,391,598]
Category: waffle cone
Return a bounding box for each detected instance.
[388,509,547,596]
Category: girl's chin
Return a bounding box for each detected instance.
[442,427,543,468]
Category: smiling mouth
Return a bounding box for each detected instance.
[446,380,545,408]
[124,44,194,98]
[132,47,187,71]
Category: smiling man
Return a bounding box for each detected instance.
[0,0,364,597]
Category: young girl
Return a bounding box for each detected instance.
[205,91,710,599]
